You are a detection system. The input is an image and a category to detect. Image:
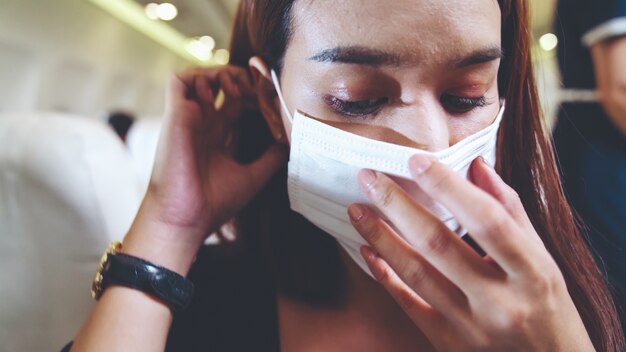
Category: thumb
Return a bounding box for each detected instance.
[245,143,289,194]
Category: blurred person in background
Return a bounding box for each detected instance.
[553,0,626,333]
[106,111,135,144]
[63,0,624,351]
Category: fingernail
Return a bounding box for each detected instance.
[360,245,377,265]
[358,169,378,189]
[348,204,365,223]
[479,156,494,169]
[410,155,433,175]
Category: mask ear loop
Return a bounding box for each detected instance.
[270,69,294,123]
[496,99,505,123]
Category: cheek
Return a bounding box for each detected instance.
[445,83,501,144]
[448,103,501,145]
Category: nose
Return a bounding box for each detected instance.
[385,97,451,152]
[316,98,452,152]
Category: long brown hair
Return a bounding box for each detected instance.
[228,0,624,350]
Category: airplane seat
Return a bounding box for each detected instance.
[0,113,142,351]
[125,117,162,196]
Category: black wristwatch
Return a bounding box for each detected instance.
[91,241,194,313]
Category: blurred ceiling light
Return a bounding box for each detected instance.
[199,36,216,51]
[144,3,159,20]
[88,0,213,65]
[539,33,558,51]
[156,3,178,21]
[186,39,213,61]
[214,49,230,65]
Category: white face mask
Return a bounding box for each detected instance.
[270,70,505,277]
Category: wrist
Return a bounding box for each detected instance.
[122,210,207,276]
[121,235,198,277]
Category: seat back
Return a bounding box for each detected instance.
[0,113,142,351]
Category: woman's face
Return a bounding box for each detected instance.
[275,0,502,150]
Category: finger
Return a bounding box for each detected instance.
[408,155,546,275]
[348,203,469,317]
[216,71,244,120]
[175,67,221,86]
[218,66,259,111]
[357,169,499,290]
[164,74,203,129]
[229,66,254,97]
[469,157,536,235]
[173,68,218,101]
[230,69,259,111]
[218,69,240,98]
[359,245,453,343]
[175,66,243,99]
[194,75,216,114]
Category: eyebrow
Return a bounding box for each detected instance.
[454,46,504,68]
[308,45,503,68]
[309,46,402,66]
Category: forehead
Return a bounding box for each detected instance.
[289,0,501,64]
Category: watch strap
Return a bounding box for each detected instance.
[101,252,194,312]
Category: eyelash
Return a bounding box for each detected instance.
[325,94,487,118]
[324,96,388,117]
[440,94,488,113]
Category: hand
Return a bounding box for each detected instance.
[347,156,595,351]
[592,36,626,137]
[124,66,287,273]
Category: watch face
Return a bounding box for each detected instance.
[91,241,122,299]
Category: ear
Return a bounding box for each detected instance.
[249,56,288,144]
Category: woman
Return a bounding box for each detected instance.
[66,0,624,350]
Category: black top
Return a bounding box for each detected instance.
[166,243,279,351]
[61,242,280,352]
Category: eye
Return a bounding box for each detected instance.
[324,95,388,118]
[441,94,487,114]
